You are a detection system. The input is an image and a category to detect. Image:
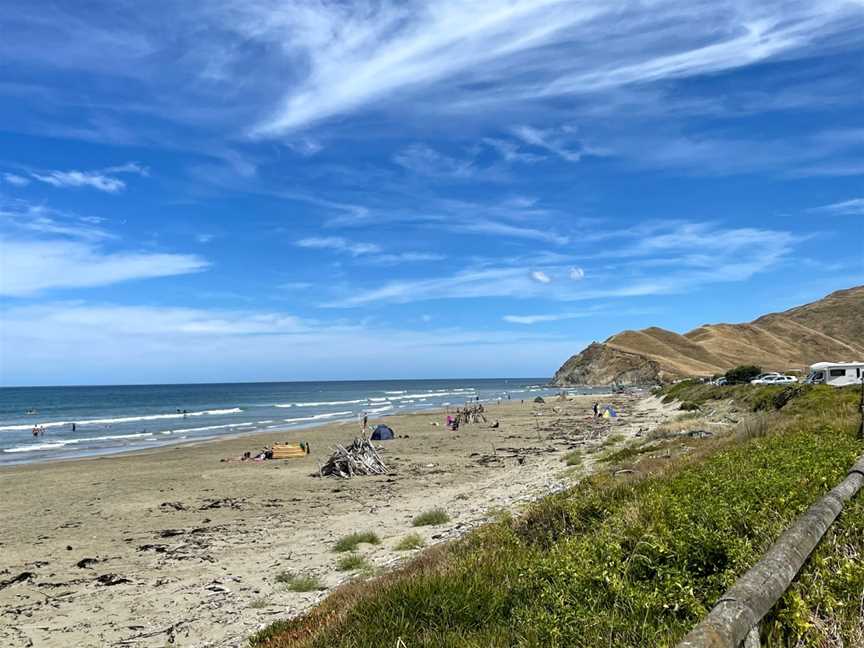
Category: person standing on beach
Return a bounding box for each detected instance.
[592,401,599,417]
[362,412,368,431]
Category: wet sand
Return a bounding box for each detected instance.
[0,394,676,647]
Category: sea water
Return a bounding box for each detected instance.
[0,379,604,465]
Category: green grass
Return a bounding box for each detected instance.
[275,572,325,592]
[336,553,371,572]
[600,441,667,465]
[250,384,864,648]
[412,508,450,527]
[562,450,582,466]
[250,597,271,609]
[395,533,426,551]
[333,531,381,553]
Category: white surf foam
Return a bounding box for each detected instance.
[0,407,243,431]
[282,411,353,424]
[275,399,364,408]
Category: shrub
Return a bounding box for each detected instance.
[275,572,325,592]
[679,401,701,411]
[563,450,582,466]
[412,509,450,527]
[333,531,381,553]
[725,364,762,384]
[336,553,371,572]
[395,533,426,551]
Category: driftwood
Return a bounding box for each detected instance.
[320,438,388,478]
[677,456,864,648]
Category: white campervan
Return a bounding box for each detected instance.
[805,362,864,387]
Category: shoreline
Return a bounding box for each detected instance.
[1,382,603,468]
[0,392,672,648]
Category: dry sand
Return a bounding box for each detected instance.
[0,393,677,648]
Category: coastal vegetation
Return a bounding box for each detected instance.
[250,384,864,648]
[412,509,450,527]
[275,573,325,593]
[332,532,381,553]
[395,533,426,551]
[335,554,372,573]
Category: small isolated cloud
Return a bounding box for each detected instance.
[281,281,313,290]
[512,125,586,162]
[569,266,585,280]
[530,270,552,284]
[296,236,382,256]
[30,162,149,193]
[3,173,30,186]
[393,144,474,179]
[196,233,216,244]
[482,139,544,164]
[810,197,864,216]
[504,312,584,325]
[287,138,323,156]
[375,252,445,265]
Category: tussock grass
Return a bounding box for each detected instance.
[335,553,371,572]
[250,384,864,648]
[333,531,380,553]
[250,597,271,609]
[562,450,582,466]
[394,533,426,551]
[412,508,450,527]
[276,572,325,592]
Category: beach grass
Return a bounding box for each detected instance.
[394,533,426,551]
[249,384,864,648]
[562,450,582,466]
[333,531,381,553]
[275,572,325,592]
[335,553,371,572]
[411,508,450,527]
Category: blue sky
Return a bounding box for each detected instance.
[1,0,863,386]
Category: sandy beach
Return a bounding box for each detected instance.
[1,393,676,648]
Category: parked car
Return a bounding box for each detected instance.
[713,377,727,386]
[750,374,797,385]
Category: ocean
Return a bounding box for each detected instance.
[0,379,603,465]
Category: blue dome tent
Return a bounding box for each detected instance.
[371,424,395,440]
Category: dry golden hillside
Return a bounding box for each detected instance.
[554,285,864,385]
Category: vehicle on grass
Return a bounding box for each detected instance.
[804,362,864,387]
[751,374,797,385]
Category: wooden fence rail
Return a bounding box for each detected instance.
[677,455,864,648]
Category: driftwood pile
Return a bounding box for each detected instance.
[453,403,487,426]
[320,438,388,478]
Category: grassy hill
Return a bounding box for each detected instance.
[554,286,864,385]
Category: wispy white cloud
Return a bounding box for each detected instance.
[530,270,552,284]
[245,0,863,134]
[28,162,149,193]
[323,221,799,307]
[3,173,30,186]
[569,266,585,280]
[0,238,208,297]
[1,302,582,384]
[504,312,589,325]
[482,138,544,164]
[512,125,586,162]
[393,143,475,178]
[809,197,864,216]
[296,236,382,256]
[0,199,111,241]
